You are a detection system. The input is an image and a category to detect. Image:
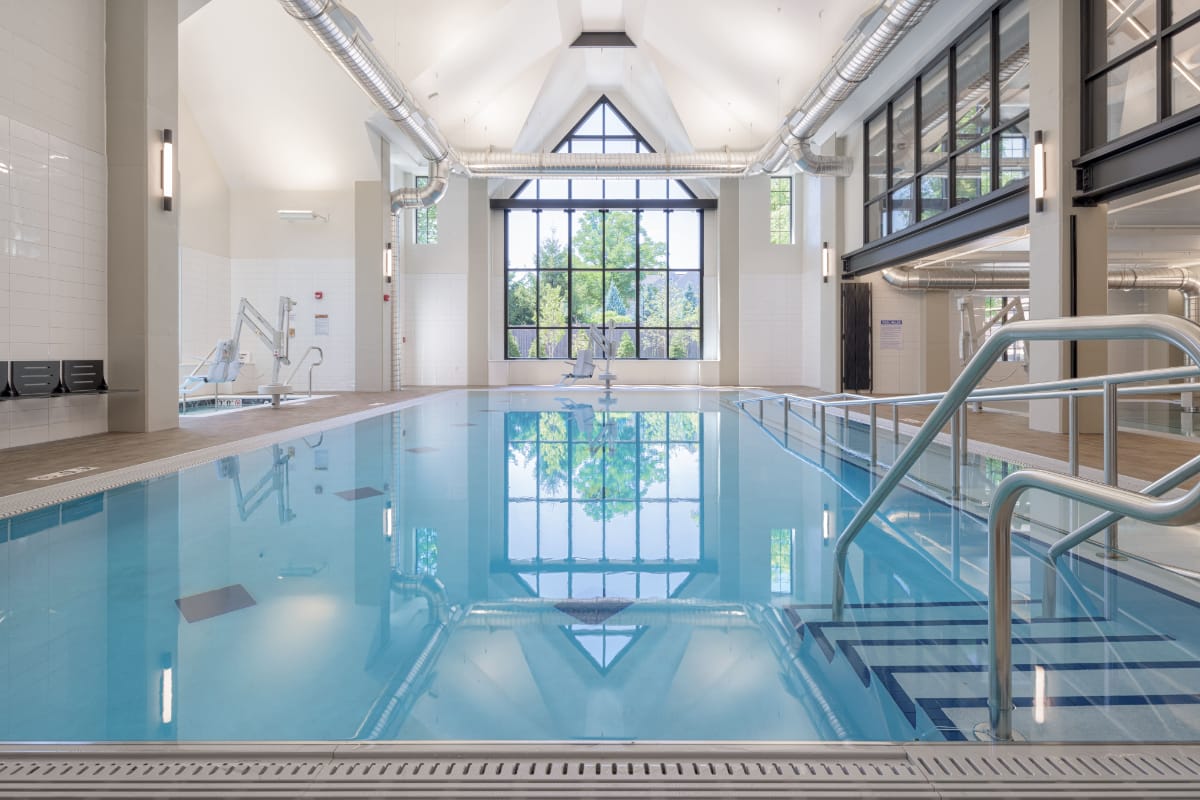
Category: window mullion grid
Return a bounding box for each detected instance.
[567,209,575,357]
[886,98,894,231]
[914,74,923,220]
[534,209,542,357]
[990,6,1001,190]
[1159,0,1171,122]
[949,42,959,206]
[635,208,642,360]
[862,118,871,243]
[665,209,673,359]
[698,212,704,358]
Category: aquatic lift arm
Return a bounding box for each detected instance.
[233,297,297,398]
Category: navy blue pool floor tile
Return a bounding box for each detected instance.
[335,486,384,501]
[176,584,256,623]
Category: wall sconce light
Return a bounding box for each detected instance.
[277,209,327,221]
[822,242,831,283]
[160,653,174,726]
[383,505,393,539]
[383,242,393,283]
[1033,130,1045,213]
[161,129,173,212]
[822,504,832,542]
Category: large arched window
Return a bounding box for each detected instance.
[504,98,704,360]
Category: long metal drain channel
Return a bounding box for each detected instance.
[2,743,1200,798]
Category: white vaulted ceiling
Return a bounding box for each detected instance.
[179,0,880,191]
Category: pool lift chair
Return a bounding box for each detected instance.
[558,322,618,389]
[180,296,298,408]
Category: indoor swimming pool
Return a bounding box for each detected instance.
[1,388,1198,744]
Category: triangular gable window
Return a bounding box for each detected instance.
[504,97,704,361]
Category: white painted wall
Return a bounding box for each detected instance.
[0,2,107,448]
[229,189,357,392]
[403,174,470,387]
[179,99,230,399]
[737,175,803,386]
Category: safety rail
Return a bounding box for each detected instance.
[737,314,1200,741]
[810,313,1200,742]
[285,346,324,397]
[988,467,1200,741]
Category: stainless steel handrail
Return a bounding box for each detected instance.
[988,467,1200,740]
[832,314,1200,622]
[1042,450,1200,615]
[285,346,325,397]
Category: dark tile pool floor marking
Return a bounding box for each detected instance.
[176,584,256,623]
[405,447,438,454]
[335,486,384,501]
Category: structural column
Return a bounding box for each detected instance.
[354,151,392,392]
[1027,0,1108,434]
[106,0,179,432]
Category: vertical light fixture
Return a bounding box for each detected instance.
[160,653,174,726]
[822,504,832,542]
[822,242,831,283]
[383,505,393,539]
[161,129,174,212]
[1033,130,1045,213]
[1033,664,1046,724]
[383,242,393,283]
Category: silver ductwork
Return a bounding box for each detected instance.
[880,265,1032,291]
[458,149,757,179]
[753,0,938,176]
[390,159,448,211]
[280,0,938,190]
[278,0,456,208]
[1108,265,1200,325]
[882,264,1200,324]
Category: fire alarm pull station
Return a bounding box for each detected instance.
[314,291,323,300]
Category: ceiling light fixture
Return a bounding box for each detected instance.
[277,209,327,221]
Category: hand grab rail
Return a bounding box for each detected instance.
[832,313,1200,620]
[988,467,1200,740]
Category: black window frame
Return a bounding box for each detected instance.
[862,0,1030,245]
[502,96,705,361]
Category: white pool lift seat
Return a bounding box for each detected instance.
[559,349,595,386]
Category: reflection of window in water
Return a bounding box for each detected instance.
[770,528,793,595]
[504,409,702,599]
[414,527,438,576]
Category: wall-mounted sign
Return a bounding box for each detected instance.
[880,319,903,350]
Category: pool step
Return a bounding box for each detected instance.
[787,602,1200,741]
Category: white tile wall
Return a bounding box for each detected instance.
[230,258,356,392]
[0,3,107,450]
[180,247,231,397]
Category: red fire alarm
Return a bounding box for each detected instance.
[314,291,324,300]
[383,293,391,302]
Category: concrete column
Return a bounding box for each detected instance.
[1028,0,1108,434]
[467,179,490,386]
[106,0,179,432]
[354,177,390,391]
[802,139,844,392]
[717,179,740,386]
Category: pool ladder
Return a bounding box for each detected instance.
[737,312,1200,742]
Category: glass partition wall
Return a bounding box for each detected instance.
[1084,0,1200,149]
[864,0,1029,244]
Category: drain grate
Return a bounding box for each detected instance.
[0,744,1198,797]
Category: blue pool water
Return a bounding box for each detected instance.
[1,389,1199,743]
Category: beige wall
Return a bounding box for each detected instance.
[179,99,229,257]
